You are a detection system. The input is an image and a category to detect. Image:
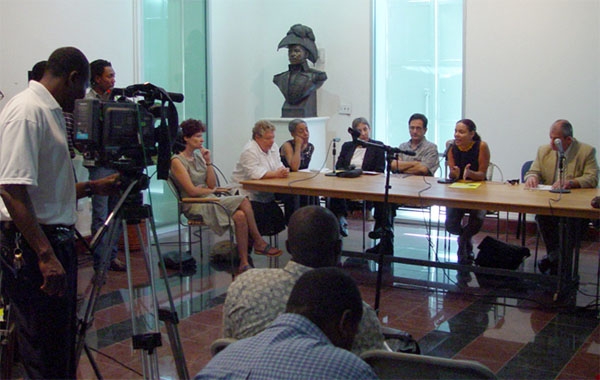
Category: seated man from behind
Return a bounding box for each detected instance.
[223,205,386,354]
[524,119,598,274]
[197,267,378,380]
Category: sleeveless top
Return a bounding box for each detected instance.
[170,152,245,236]
[451,140,481,179]
[280,140,314,170]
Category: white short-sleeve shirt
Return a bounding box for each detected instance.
[0,81,76,225]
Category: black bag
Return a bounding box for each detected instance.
[162,250,196,271]
[475,236,530,270]
[250,200,286,236]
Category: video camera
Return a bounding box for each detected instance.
[73,83,183,180]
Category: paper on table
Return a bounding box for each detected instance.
[449,182,482,189]
[300,168,332,173]
[536,185,553,191]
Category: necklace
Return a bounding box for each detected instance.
[457,141,475,152]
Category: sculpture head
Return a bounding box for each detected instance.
[278,24,319,64]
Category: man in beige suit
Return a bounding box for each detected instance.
[524,119,598,274]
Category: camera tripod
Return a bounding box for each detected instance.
[75,178,189,379]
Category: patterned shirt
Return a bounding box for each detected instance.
[198,313,379,380]
[223,261,385,355]
[397,137,439,175]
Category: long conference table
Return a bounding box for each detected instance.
[241,172,600,305]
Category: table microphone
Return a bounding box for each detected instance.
[325,137,341,177]
[438,143,455,184]
[550,138,570,193]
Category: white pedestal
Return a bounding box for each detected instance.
[265,117,330,171]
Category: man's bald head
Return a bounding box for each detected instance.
[286,206,341,268]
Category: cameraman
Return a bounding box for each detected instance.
[0,47,120,379]
[85,59,126,271]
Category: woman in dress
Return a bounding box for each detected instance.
[170,119,282,274]
[445,119,491,264]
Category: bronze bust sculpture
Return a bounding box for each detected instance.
[273,24,327,118]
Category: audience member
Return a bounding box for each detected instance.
[445,119,491,265]
[170,119,281,273]
[279,118,316,223]
[199,267,378,379]
[329,117,386,237]
[230,120,288,235]
[524,119,598,274]
[85,59,125,272]
[0,46,119,379]
[223,205,386,354]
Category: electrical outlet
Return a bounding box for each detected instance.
[339,103,352,115]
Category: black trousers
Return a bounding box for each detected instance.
[0,224,77,379]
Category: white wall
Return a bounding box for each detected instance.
[1,0,598,184]
[0,0,137,234]
[208,0,372,175]
[464,0,600,180]
[0,0,136,111]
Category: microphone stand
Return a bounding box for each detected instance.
[549,152,570,194]
[438,145,455,184]
[352,138,410,312]
[325,139,339,177]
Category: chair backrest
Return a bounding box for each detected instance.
[521,160,533,182]
[486,162,503,182]
[361,350,497,380]
[210,338,237,357]
[166,177,183,202]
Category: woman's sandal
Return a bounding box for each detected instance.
[254,244,282,257]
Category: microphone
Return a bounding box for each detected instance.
[438,143,455,184]
[554,138,564,154]
[347,127,361,141]
[333,137,340,142]
[390,147,416,156]
[442,143,453,159]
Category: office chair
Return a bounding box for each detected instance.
[361,349,497,379]
[485,162,502,240]
[516,160,533,244]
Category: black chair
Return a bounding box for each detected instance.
[361,349,497,379]
[516,160,533,245]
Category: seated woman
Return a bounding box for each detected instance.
[445,119,491,265]
[279,119,316,222]
[230,120,289,235]
[329,117,386,237]
[170,119,281,274]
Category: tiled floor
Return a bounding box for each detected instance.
[7,210,600,379]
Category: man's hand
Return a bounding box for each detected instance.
[93,173,121,195]
[38,251,67,296]
[524,176,539,189]
[276,167,290,178]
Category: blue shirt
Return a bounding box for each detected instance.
[196,313,379,380]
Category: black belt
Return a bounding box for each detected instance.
[0,221,74,234]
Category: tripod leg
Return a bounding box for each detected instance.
[145,213,190,380]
